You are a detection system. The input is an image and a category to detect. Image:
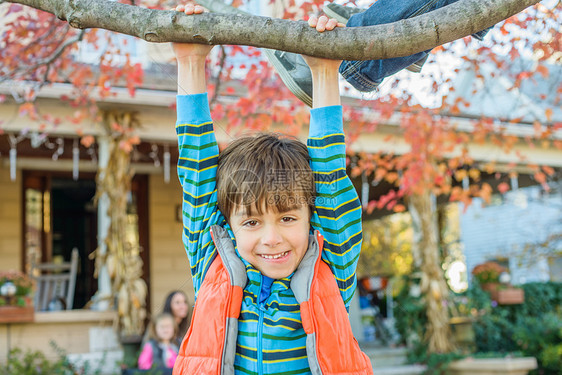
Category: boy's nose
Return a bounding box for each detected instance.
[261,225,283,247]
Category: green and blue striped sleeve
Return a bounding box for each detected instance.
[307,105,362,308]
[176,93,224,298]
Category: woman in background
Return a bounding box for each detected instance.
[162,290,191,347]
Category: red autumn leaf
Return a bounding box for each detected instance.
[393,204,406,213]
[366,200,377,215]
[377,190,397,210]
[536,64,549,78]
[542,165,555,176]
[19,102,36,117]
[81,135,95,148]
[498,182,510,194]
[385,172,399,184]
[509,47,520,61]
[119,139,133,153]
[480,183,493,203]
[534,172,546,184]
[128,135,141,145]
[545,108,553,121]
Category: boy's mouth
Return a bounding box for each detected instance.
[259,251,290,260]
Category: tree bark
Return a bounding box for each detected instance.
[4,0,540,60]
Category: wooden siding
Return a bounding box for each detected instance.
[0,167,21,270]
[148,174,195,315]
[460,186,562,285]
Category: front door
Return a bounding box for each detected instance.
[23,171,150,310]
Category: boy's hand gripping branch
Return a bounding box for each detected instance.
[172,3,214,95]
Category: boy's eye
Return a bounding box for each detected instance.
[243,220,258,227]
[281,217,296,223]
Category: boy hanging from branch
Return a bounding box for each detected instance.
[172,3,372,374]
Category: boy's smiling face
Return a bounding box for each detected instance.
[229,203,310,279]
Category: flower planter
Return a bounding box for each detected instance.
[449,316,476,352]
[449,357,537,375]
[491,288,524,305]
[0,305,35,323]
[481,282,501,293]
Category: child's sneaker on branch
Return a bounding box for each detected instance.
[263,50,313,107]
[323,3,364,25]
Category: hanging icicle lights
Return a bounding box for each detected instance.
[3,131,96,182]
[3,132,173,183]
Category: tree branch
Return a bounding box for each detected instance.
[5,0,541,60]
[27,30,86,72]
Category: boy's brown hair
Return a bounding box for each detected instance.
[217,133,315,220]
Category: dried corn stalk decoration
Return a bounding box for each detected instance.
[409,189,454,353]
[93,110,147,337]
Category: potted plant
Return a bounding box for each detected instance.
[471,262,524,305]
[0,270,35,323]
[471,261,506,292]
[491,272,525,305]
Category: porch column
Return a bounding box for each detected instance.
[91,136,112,311]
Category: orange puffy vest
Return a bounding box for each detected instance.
[173,225,373,375]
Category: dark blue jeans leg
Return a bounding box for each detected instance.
[339,0,492,92]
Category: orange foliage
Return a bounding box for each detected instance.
[0,0,559,214]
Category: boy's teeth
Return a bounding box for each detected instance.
[262,251,288,259]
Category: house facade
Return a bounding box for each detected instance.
[447,58,562,285]
[460,184,562,284]
[1,4,561,370]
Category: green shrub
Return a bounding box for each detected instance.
[0,347,72,375]
[540,343,562,375]
[470,282,562,375]
[513,311,562,375]
[0,342,105,375]
[397,280,562,375]
[393,274,426,346]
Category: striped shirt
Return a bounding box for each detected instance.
[176,93,362,374]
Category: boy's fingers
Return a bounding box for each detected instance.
[316,15,329,32]
[185,4,195,14]
[174,3,205,14]
[308,15,318,28]
[325,18,338,31]
[308,15,343,32]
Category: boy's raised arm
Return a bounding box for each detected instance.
[302,15,342,109]
[304,16,363,309]
[173,4,224,297]
[173,5,211,95]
